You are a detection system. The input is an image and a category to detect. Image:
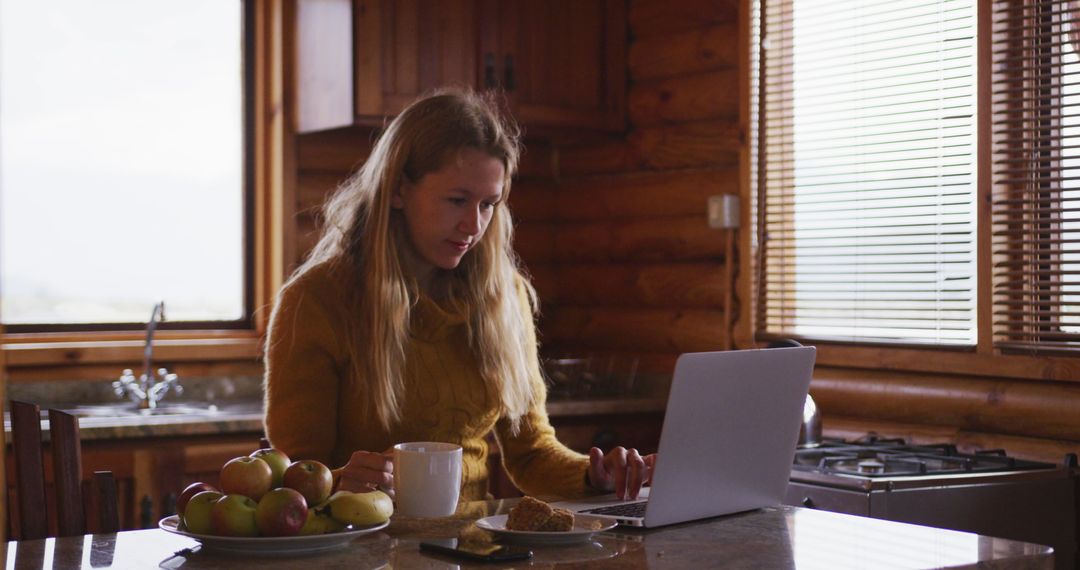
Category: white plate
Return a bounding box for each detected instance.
[158,515,389,555]
[474,514,616,546]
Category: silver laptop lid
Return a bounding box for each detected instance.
[642,346,816,527]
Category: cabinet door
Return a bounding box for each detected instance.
[294,0,354,133]
[355,0,479,119]
[483,0,627,132]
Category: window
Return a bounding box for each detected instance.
[754,0,978,346]
[0,0,250,331]
[990,1,1080,350]
[753,0,1080,353]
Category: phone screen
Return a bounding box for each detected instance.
[419,538,533,562]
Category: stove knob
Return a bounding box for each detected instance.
[801,497,816,509]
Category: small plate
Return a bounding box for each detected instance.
[159,515,389,555]
[474,514,616,546]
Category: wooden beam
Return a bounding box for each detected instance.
[517,214,727,263]
[559,120,742,176]
[530,261,726,309]
[811,366,1080,442]
[297,171,348,215]
[629,0,738,39]
[812,343,1080,383]
[629,70,739,127]
[555,167,737,222]
[296,127,376,172]
[542,305,729,354]
[630,24,738,81]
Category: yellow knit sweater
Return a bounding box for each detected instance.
[263,260,591,501]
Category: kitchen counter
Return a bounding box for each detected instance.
[3,397,667,441]
[1,501,1052,569]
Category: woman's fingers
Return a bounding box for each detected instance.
[605,447,630,499]
[339,450,395,493]
[588,447,610,490]
[590,447,656,500]
[626,449,645,500]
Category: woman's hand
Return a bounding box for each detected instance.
[587,446,656,500]
[338,449,395,497]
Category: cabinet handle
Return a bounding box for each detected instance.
[504,55,515,91]
[484,53,497,89]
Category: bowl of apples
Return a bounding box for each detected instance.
[160,447,393,555]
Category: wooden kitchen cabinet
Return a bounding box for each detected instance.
[354,0,626,132]
[355,0,480,118]
[479,0,627,132]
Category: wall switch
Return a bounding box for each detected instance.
[708,194,740,229]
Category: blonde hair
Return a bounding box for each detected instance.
[278,89,536,432]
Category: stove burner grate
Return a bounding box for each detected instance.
[791,438,1056,478]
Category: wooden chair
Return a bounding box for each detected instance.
[8,400,119,539]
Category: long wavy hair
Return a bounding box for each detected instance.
[277,89,536,432]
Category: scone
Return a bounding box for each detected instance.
[505,496,575,532]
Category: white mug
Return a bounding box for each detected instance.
[392,442,463,517]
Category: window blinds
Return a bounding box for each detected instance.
[756,0,978,345]
[990,0,1080,351]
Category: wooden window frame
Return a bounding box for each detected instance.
[1,0,294,382]
[737,0,1080,382]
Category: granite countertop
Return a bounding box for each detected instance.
[2,501,1052,569]
[4,396,667,442]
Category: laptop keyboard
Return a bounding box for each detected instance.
[582,501,647,518]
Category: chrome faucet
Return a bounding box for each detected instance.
[113,301,183,409]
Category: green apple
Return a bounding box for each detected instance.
[177,482,218,518]
[211,494,259,537]
[250,448,291,488]
[219,456,274,501]
[255,487,308,537]
[299,507,346,535]
[283,459,333,506]
[183,490,223,535]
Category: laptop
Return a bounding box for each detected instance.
[550,346,816,528]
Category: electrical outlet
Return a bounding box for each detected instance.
[708,195,740,229]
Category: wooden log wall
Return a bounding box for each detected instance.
[529,0,741,375]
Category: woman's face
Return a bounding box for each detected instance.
[392,148,505,281]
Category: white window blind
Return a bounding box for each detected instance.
[990,1,1080,351]
[756,0,978,345]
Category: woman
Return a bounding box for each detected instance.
[264,89,653,502]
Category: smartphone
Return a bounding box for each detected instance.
[419,539,533,563]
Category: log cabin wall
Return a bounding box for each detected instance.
[289,0,1080,464]
[528,0,741,379]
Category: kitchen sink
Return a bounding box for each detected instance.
[55,401,263,419]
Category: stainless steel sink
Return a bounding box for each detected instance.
[56,401,263,419]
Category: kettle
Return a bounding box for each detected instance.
[798,393,822,448]
[766,339,821,448]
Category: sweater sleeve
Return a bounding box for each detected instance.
[263,273,345,465]
[493,278,592,499]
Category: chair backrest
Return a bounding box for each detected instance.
[8,401,119,539]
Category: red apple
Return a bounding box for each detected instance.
[183,490,223,535]
[255,487,308,537]
[177,482,218,518]
[219,456,274,501]
[250,447,291,488]
[283,460,333,506]
[211,494,259,537]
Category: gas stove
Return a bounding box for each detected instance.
[791,436,1065,489]
[785,435,1078,569]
